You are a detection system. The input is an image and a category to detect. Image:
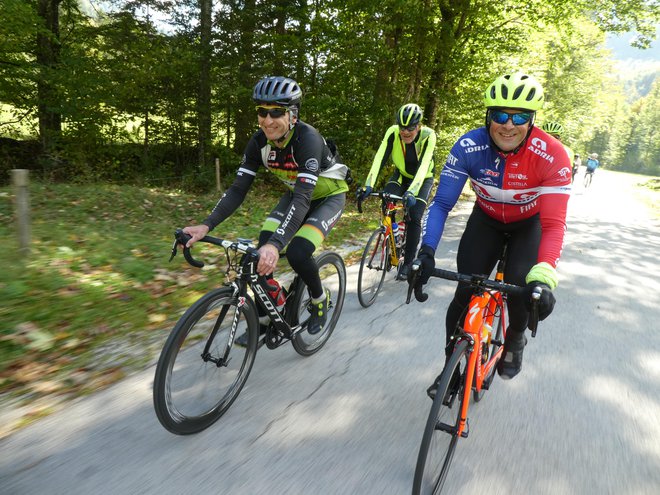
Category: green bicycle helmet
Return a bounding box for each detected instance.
[396,103,423,127]
[541,121,565,137]
[484,72,544,111]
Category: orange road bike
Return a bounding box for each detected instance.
[153,229,346,434]
[356,191,409,307]
[407,239,541,494]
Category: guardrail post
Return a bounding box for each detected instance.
[12,169,30,254]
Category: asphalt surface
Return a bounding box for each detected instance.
[1,168,659,494]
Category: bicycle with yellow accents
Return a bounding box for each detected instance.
[356,191,408,307]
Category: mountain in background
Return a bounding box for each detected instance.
[606,28,658,100]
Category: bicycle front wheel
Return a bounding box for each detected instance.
[153,287,259,435]
[413,340,470,495]
[357,228,390,308]
[290,251,346,356]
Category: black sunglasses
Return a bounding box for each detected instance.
[399,124,418,132]
[256,106,288,118]
[490,110,533,126]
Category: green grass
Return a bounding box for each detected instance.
[0,178,380,427]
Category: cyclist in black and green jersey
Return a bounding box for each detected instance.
[357,103,437,281]
[183,76,349,341]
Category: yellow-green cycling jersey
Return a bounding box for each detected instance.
[364,125,436,195]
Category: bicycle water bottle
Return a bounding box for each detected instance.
[482,322,492,343]
[481,322,493,363]
[392,222,400,246]
[397,222,406,248]
[268,279,287,311]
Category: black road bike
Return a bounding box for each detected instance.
[153,229,346,435]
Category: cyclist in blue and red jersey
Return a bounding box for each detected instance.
[183,76,349,343]
[413,72,572,387]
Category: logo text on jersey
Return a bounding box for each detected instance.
[305,158,319,172]
[276,205,296,236]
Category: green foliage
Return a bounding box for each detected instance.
[0,0,657,184]
[0,180,369,410]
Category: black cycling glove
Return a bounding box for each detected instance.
[416,245,436,285]
[524,282,556,320]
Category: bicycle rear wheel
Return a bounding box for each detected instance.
[357,228,390,308]
[290,251,346,356]
[153,287,259,434]
[413,340,469,495]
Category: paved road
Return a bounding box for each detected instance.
[1,169,659,494]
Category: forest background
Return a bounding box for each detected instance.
[0,0,658,187]
[0,0,658,433]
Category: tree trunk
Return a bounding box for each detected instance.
[198,0,213,170]
[36,0,63,170]
[233,0,257,154]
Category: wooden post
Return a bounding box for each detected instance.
[12,169,30,254]
[215,157,223,193]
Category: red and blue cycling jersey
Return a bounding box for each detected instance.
[422,126,572,267]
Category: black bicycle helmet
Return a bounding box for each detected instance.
[253,76,303,108]
[396,103,423,127]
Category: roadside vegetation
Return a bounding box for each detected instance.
[1,174,658,435]
[0,177,379,435]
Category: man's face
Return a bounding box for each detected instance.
[399,124,420,144]
[257,106,294,142]
[488,108,533,152]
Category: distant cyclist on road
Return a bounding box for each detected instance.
[182,76,349,343]
[573,153,582,183]
[357,103,437,281]
[586,153,599,174]
[413,72,572,389]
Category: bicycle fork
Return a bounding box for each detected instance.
[202,282,243,368]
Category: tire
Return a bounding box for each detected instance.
[473,299,503,403]
[412,340,469,495]
[357,228,390,308]
[289,251,346,356]
[153,287,259,434]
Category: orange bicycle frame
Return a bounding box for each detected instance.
[455,274,508,437]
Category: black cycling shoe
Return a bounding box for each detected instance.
[307,288,330,335]
[235,325,267,347]
[497,333,528,380]
[396,262,411,281]
[427,368,460,405]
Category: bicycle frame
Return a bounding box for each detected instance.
[359,192,406,269]
[171,230,305,349]
[454,287,508,437]
[380,202,404,267]
[237,256,305,340]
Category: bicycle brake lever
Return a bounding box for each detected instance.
[169,238,178,262]
[406,262,420,304]
[529,287,542,337]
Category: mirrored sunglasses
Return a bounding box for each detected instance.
[490,110,532,126]
[256,106,288,118]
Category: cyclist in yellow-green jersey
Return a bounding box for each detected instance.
[357,103,437,281]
